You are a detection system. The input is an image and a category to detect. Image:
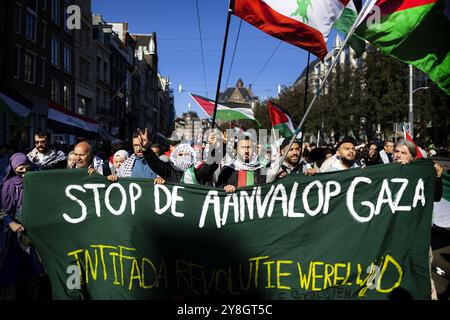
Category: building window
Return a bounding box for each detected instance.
[93,28,99,40]
[27,0,37,13]
[51,37,59,66]
[51,79,59,103]
[96,88,100,112]
[104,91,108,109]
[78,97,86,115]
[51,0,59,25]
[64,85,71,110]
[41,22,47,47]
[24,51,36,83]
[104,33,110,47]
[103,61,108,81]
[79,58,89,81]
[64,4,69,33]
[64,46,71,74]
[25,12,37,41]
[96,56,101,74]
[40,58,45,87]
[15,4,22,33]
[13,46,22,79]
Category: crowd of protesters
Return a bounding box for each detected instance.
[0,127,448,300]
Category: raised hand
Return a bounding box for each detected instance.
[137,128,149,149]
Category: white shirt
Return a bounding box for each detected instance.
[320,154,360,173]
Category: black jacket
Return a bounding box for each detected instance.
[143,148,218,184]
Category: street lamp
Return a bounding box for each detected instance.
[408,65,429,138]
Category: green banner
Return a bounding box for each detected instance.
[21,161,436,300]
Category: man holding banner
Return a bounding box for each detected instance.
[266,138,316,182]
[394,138,444,299]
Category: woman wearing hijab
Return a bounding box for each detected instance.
[0,153,45,299]
[106,150,129,182]
[111,150,129,174]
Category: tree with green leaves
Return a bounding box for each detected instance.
[262,46,449,148]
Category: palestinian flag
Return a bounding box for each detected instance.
[232,0,350,59]
[404,128,423,159]
[333,0,366,56]
[433,173,450,228]
[268,101,296,138]
[356,0,450,95]
[189,93,259,123]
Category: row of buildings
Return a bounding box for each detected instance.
[0,0,175,149]
[294,34,362,94]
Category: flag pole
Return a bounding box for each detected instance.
[298,52,311,161]
[267,100,277,144]
[211,0,234,129]
[268,0,376,182]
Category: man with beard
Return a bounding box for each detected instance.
[217,133,266,193]
[117,130,157,180]
[27,130,66,170]
[320,136,360,172]
[266,138,317,182]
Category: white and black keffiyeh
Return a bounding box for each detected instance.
[27,148,66,169]
[170,144,197,172]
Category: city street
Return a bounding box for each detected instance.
[0,0,449,301]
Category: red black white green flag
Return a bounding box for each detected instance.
[403,127,423,159]
[189,93,258,123]
[268,101,296,138]
[356,0,450,95]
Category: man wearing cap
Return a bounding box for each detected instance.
[266,138,317,182]
[320,136,360,173]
